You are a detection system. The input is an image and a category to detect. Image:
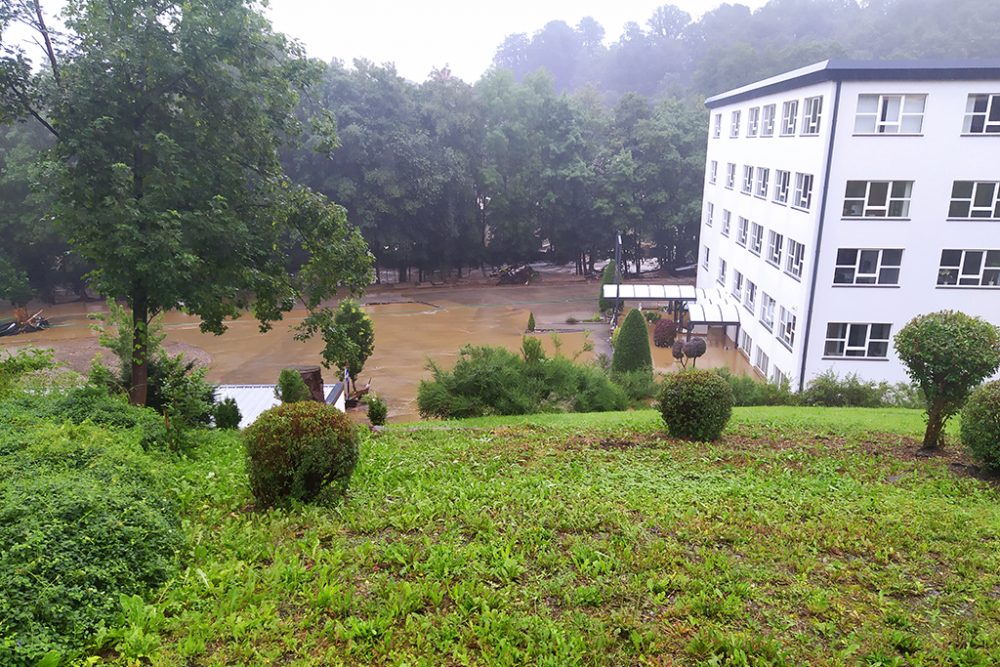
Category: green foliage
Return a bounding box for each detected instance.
[653,318,677,347]
[367,394,388,426]
[0,421,180,665]
[0,347,55,399]
[961,381,1000,471]
[244,401,360,507]
[213,397,242,430]
[713,368,797,407]
[659,369,734,441]
[275,369,312,404]
[417,342,625,419]
[682,337,707,367]
[298,300,375,384]
[642,310,661,323]
[527,312,535,332]
[598,262,616,312]
[89,299,167,383]
[803,370,887,408]
[611,309,652,374]
[894,311,1000,448]
[611,369,659,402]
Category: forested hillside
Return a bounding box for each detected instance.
[4,0,999,303]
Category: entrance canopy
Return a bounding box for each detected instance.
[686,302,742,327]
[602,284,699,301]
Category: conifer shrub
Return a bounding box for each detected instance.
[658,369,734,441]
[653,318,678,347]
[214,397,242,429]
[275,368,312,403]
[367,394,388,426]
[244,401,360,507]
[598,262,616,312]
[611,309,652,374]
[961,380,1000,471]
[527,312,536,332]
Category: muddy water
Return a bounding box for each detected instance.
[1,276,755,422]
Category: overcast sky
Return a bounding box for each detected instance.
[7,1,769,83]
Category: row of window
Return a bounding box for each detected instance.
[704,205,806,279]
[725,268,798,352]
[737,330,789,385]
[741,321,893,365]
[712,93,1000,139]
[708,168,1000,220]
[834,248,1000,288]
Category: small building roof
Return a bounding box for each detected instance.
[215,383,344,429]
[602,284,700,301]
[705,59,1000,108]
[687,301,742,327]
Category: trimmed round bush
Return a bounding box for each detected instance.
[961,380,1000,471]
[244,401,360,507]
[612,309,652,374]
[653,318,677,347]
[658,369,734,441]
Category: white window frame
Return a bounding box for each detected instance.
[726,162,736,189]
[778,307,796,349]
[759,292,776,331]
[766,230,783,267]
[754,347,770,377]
[702,245,710,270]
[824,323,892,359]
[709,160,718,185]
[770,366,787,386]
[713,113,722,139]
[732,270,745,301]
[761,104,776,137]
[781,100,798,136]
[949,181,1000,219]
[963,94,1000,134]
[705,202,714,228]
[937,249,1000,288]
[842,181,912,218]
[854,94,926,134]
[717,258,728,286]
[749,222,763,256]
[721,209,731,237]
[741,165,754,194]
[785,238,805,279]
[773,170,790,204]
[730,110,741,138]
[793,173,813,210]
[747,107,760,137]
[738,330,752,357]
[743,280,757,314]
[736,217,749,247]
[801,96,822,135]
[755,167,769,198]
[834,248,903,286]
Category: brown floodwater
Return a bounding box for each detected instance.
[1,271,755,422]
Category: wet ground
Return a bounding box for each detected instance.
[1,268,755,422]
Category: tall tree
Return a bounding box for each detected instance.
[1,0,372,404]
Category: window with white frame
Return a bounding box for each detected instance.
[717,258,728,285]
[726,162,736,189]
[781,100,798,135]
[705,202,714,227]
[834,248,903,285]
[709,160,718,185]
[743,279,757,314]
[759,292,776,330]
[773,170,790,204]
[747,107,760,137]
[755,167,769,198]
[742,165,754,194]
[854,94,926,134]
[761,104,776,137]
[713,113,722,138]
[793,173,813,210]
[754,347,770,376]
[736,217,749,247]
[749,222,763,255]
[732,270,744,301]
[963,94,1000,134]
[843,181,912,218]
[730,110,741,138]
[702,245,710,270]
[801,96,822,135]
[778,307,796,349]
[770,366,787,386]
[937,249,1000,287]
[785,238,805,279]
[721,209,732,237]
[766,230,783,266]
[949,181,1000,219]
[738,330,752,356]
[824,323,892,358]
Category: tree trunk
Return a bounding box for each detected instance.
[921,398,946,452]
[128,286,149,406]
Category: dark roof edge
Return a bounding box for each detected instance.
[705,59,1000,109]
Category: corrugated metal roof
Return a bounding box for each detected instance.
[215,384,343,429]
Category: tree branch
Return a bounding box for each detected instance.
[30,0,60,85]
[3,80,59,137]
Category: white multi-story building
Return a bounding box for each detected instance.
[697,60,1000,389]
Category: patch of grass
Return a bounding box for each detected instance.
[98,407,997,665]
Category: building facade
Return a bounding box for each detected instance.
[697,60,1000,389]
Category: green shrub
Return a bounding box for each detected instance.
[643,310,662,323]
[527,312,536,332]
[244,401,360,507]
[146,354,216,427]
[569,364,628,413]
[803,370,883,407]
[612,309,652,374]
[565,316,579,325]
[213,397,242,429]
[367,394,388,426]
[653,318,677,348]
[612,369,659,401]
[961,380,1000,471]
[0,347,55,399]
[712,368,796,406]
[659,369,734,441]
[275,368,312,403]
[0,422,180,665]
[598,262,616,312]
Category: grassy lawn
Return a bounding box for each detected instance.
[120,407,999,666]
